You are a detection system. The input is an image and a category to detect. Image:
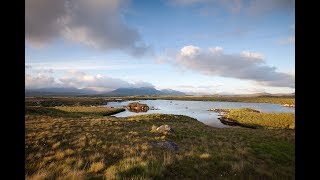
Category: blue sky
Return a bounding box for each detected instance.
[25,0,295,94]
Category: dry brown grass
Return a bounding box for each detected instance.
[55,106,121,113]
[89,162,105,173]
[26,113,294,179]
[199,153,211,159]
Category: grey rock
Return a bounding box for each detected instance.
[151,141,179,151]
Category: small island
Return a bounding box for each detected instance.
[213,108,295,129]
[126,102,150,112]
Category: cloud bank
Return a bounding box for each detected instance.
[25,70,154,92]
[161,45,294,88]
[26,0,149,56]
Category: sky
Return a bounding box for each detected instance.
[25,0,295,94]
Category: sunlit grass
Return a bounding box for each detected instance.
[55,106,123,115]
[26,111,294,179]
[89,162,105,173]
[221,108,295,129]
[199,153,211,159]
[26,106,125,117]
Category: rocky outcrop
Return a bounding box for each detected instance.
[150,141,179,152]
[126,102,149,112]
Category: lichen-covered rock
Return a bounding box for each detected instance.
[156,124,175,133]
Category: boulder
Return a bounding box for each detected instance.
[156,124,175,133]
[150,141,179,151]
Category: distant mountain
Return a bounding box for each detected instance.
[25,87,99,96]
[101,87,185,96]
[160,89,186,96]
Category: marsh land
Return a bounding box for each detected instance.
[25,95,295,179]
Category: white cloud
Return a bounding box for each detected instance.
[25,70,154,91]
[235,87,266,94]
[26,62,151,71]
[240,51,265,61]
[164,45,294,88]
[25,0,150,56]
[209,46,224,54]
[175,84,222,94]
[180,45,201,57]
[278,24,295,45]
[278,36,295,45]
[25,74,61,89]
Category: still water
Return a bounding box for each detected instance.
[104,100,295,128]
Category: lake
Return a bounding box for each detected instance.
[104,100,295,128]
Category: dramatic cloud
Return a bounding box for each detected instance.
[25,70,154,91]
[164,45,294,88]
[26,0,149,56]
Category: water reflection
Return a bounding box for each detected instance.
[104,100,295,128]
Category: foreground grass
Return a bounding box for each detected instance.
[220,108,295,129]
[26,111,295,179]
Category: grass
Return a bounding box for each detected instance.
[55,106,125,116]
[26,111,295,179]
[220,108,295,129]
[25,97,108,107]
[25,106,125,117]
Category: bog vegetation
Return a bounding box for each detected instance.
[25,103,295,179]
